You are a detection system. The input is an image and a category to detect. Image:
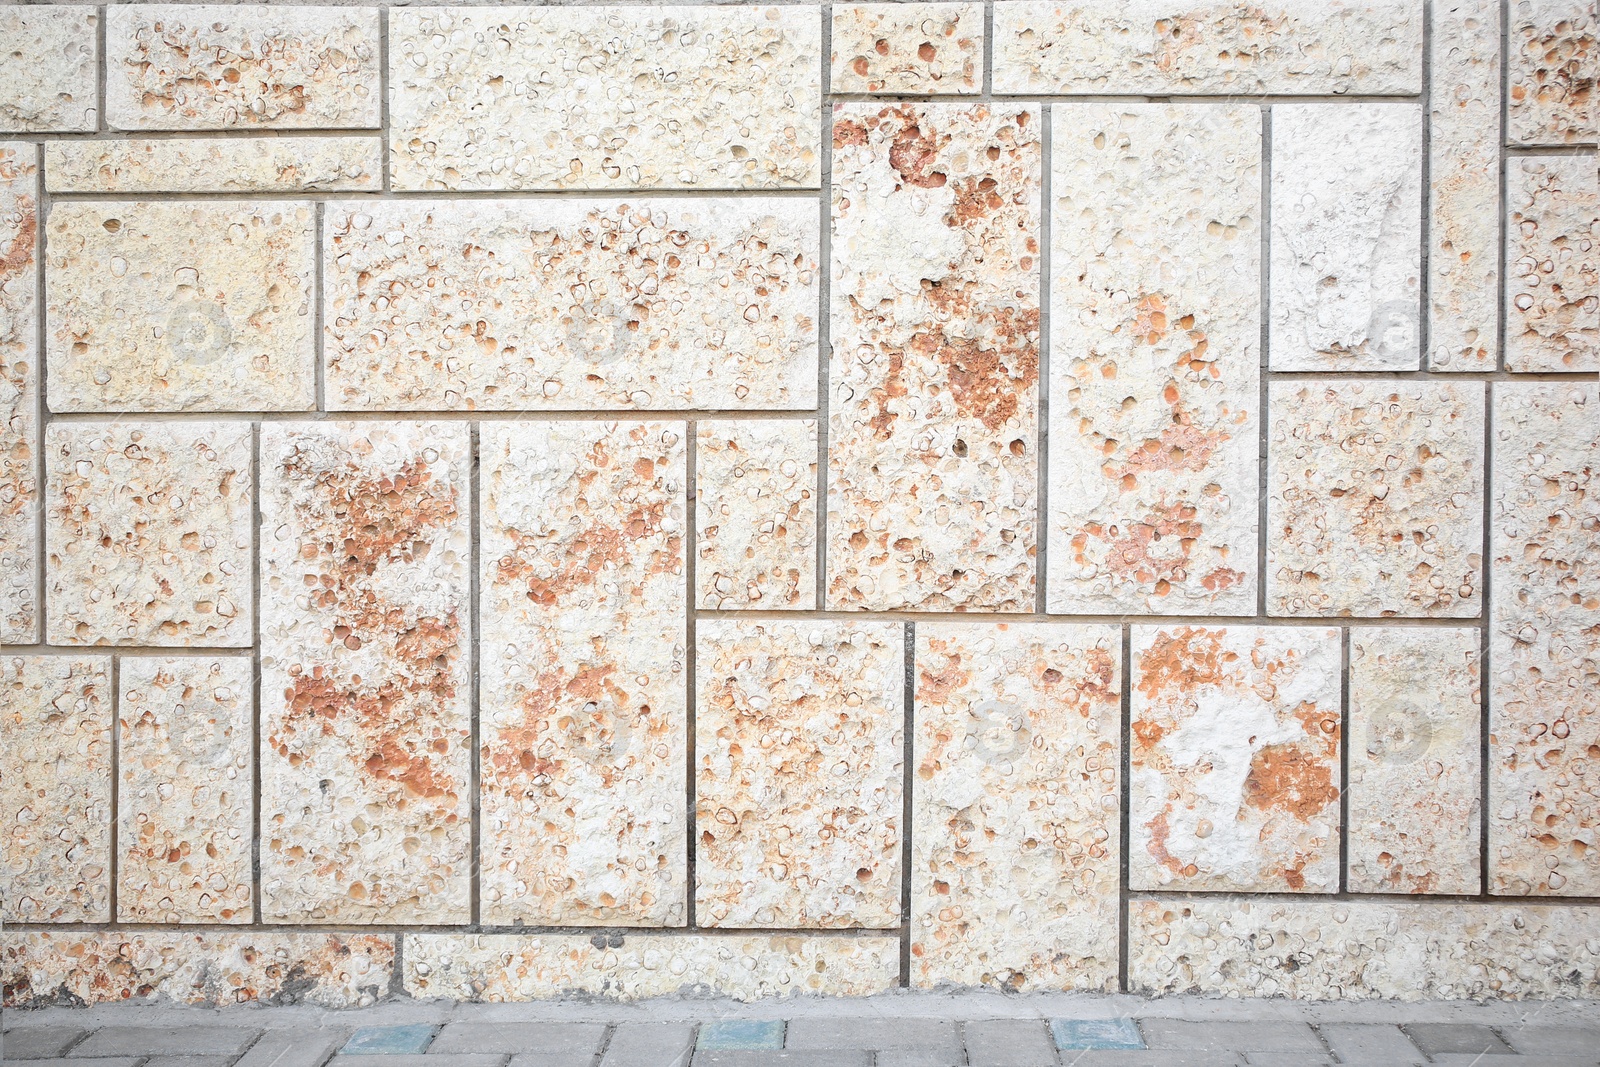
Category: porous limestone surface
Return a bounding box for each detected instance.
[1270,103,1423,371]
[259,421,472,924]
[828,102,1040,612]
[1048,103,1260,616]
[1489,383,1599,897]
[47,137,383,194]
[1267,380,1486,618]
[1506,155,1599,372]
[45,422,254,648]
[1507,0,1597,145]
[105,5,381,130]
[0,142,38,643]
[117,657,254,924]
[696,420,817,611]
[478,421,687,927]
[695,618,904,929]
[389,6,821,191]
[912,622,1121,991]
[831,3,983,95]
[324,199,819,411]
[0,7,98,132]
[1130,625,1343,893]
[46,200,317,412]
[0,655,111,924]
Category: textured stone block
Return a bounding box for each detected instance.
[118,657,254,924]
[832,4,982,95]
[479,421,686,926]
[0,7,98,132]
[1506,155,1599,371]
[992,0,1422,95]
[696,619,903,928]
[1348,628,1481,894]
[324,199,817,411]
[259,421,472,923]
[0,656,111,923]
[46,200,316,412]
[1270,104,1422,371]
[1268,381,1485,618]
[390,6,820,191]
[696,420,817,611]
[1489,383,1599,897]
[0,143,38,642]
[1130,625,1342,892]
[1507,0,1597,145]
[1048,103,1260,615]
[912,622,1121,991]
[46,423,253,647]
[47,138,382,194]
[828,103,1039,611]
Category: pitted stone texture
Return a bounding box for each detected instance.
[1507,0,1597,145]
[479,421,686,927]
[696,619,903,929]
[2,932,392,1008]
[324,199,818,411]
[992,0,1422,95]
[1348,628,1482,894]
[46,423,253,647]
[0,656,111,924]
[0,143,38,643]
[831,4,982,95]
[1489,383,1599,897]
[0,8,98,132]
[1130,625,1342,893]
[404,933,901,1002]
[118,657,254,924]
[912,622,1121,991]
[106,5,380,130]
[1048,104,1260,616]
[260,421,472,924]
[1268,381,1485,618]
[829,103,1039,612]
[47,200,316,412]
[1506,155,1599,371]
[1270,104,1423,371]
[1130,900,1600,1000]
[696,420,817,611]
[47,138,382,194]
[390,6,820,191]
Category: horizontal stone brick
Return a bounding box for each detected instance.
[0,142,38,642]
[1507,0,1597,145]
[696,420,817,611]
[0,7,98,132]
[1505,155,1599,372]
[324,199,818,411]
[46,200,316,412]
[831,4,982,95]
[46,137,382,194]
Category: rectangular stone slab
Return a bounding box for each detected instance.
[46,138,383,194]
[831,4,983,95]
[1507,0,1597,145]
[695,420,818,611]
[1505,156,1599,372]
[0,8,98,132]
[0,142,38,642]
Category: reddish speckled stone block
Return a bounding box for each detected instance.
[1506,0,1596,145]
[0,142,38,642]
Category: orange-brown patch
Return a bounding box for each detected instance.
[1243,743,1339,821]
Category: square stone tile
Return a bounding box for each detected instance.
[341,1025,436,1055]
[1505,155,1599,372]
[696,420,817,611]
[831,4,982,94]
[699,1020,784,1051]
[47,137,383,194]
[0,7,98,132]
[1507,0,1597,145]
[1052,1019,1143,1050]
[0,142,39,642]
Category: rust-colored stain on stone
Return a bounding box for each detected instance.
[0,143,38,642]
[1507,0,1596,145]
[1506,156,1598,372]
[696,420,817,611]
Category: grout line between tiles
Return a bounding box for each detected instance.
[251,423,264,927]
[469,422,482,929]
[1035,103,1051,616]
[1117,623,1132,993]
[899,620,914,988]
[685,421,699,932]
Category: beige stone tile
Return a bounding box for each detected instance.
[912,622,1121,991]
[1048,103,1260,615]
[0,656,111,924]
[828,103,1040,611]
[0,7,98,133]
[831,3,982,95]
[1130,625,1342,893]
[1506,155,1599,372]
[45,423,254,647]
[1348,628,1482,895]
[1507,0,1597,146]
[259,421,472,923]
[479,421,687,927]
[389,6,820,191]
[118,657,254,924]
[1490,383,1599,897]
[47,137,382,194]
[1268,380,1485,618]
[46,200,316,412]
[324,199,818,411]
[0,143,38,643]
[695,618,903,929]
[696,420,817,611]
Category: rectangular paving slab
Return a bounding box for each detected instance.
[784,1018,958,1049]
[698,1020,785,1051]
[72,1026,259,1056]
[430,1023,607,1056]
[600,1022,696,1067]
[1315,1023,1425,1065]
[1405,1023,1513,1056]
[965,1019,1058,1067]
[2,1026,86,1058]
[1138,1020,1323,1053]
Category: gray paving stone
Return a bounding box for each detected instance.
[600,1022,695,1067]
[1426,1058,1599,1067]
[144,1058,234,1067]
[1406,1023,1513,1056]
[1503,1028,1600,1057]
[234,1031,344,1067]
[432,1023,607,1055]
[874,1052,964,1067]
[327,1057,507,1067]
[693,1054,870,1067]
[74,1027,261,1056]
[1314,1023,1424,1066]
[506,1055,605,1067]
[3,1027,88,1058]
[1239,1056,1332,1067]
[15,1061,144,1067]
[1137,1021,1321,1054]
[964,1020,1058,1067]
[1056,1054,1241,1067]
[785,1018,958,1050]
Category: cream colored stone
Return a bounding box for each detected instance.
[47,200,316,412]
[0,656,111,924]
[1048,104,1260,616]
[46,423,253,648]
[696,420,817,611]
[913,622,1121,991]
[1507,0,1597,146]
[1268,381,1485,618]
[1506,155,1599,371]
[832,4,982,95]
[0,143,38,643]
[479,421,686,927]
[390,6,821,191]
[259,421,472,924]
[829,103,1039,611]
[47,137,382,194]
[324,199,818,411]
[696,619,903,929]
[1348,628,1482,895]
[0,8,98,133]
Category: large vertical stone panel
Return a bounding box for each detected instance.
[696,420,817,611]
[829,103,1040,611]
[1506,0,1597,146]
[831,4,983,95]
[912,622,1121,991]
[1505,156,1599,372]
[0,8,98,133]
[0,143,38,642]
[480,421,687,927]
[1048,103,1260,615]
[260,422,472,924]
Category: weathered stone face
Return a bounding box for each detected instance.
[696,420,817,611]
[831,4,983,95]
[1505,156,1599,372]
[1507,0,1597,145]
[0,7,98,132]
[0,142,38,643]
[46,138,383,194]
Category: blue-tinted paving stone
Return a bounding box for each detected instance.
[698,1021,785,1051]
[1053,1020,1144,1051]
[341,1025,437,1055]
